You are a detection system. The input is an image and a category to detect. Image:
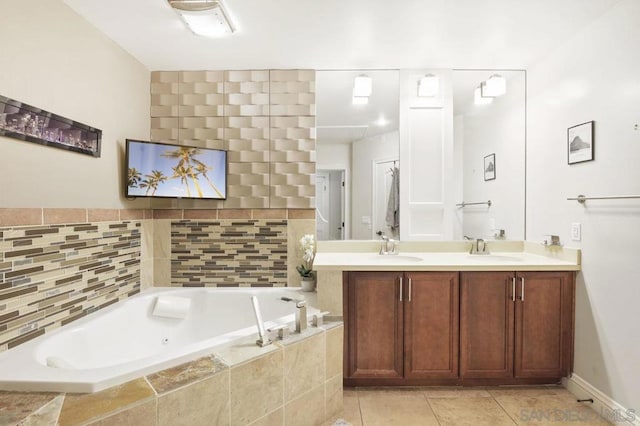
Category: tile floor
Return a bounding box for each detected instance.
[326,386,613,425]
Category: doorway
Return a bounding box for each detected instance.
[316,169,346,240]
[372,159,399,239]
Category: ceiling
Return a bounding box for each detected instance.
[316,70,399,144]
[63,0,620,71]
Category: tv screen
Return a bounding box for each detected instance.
[125,139,227,200]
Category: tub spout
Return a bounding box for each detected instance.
[251,296,272,347]
[280,297,307,333]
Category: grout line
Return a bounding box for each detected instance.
[492,394,520,425]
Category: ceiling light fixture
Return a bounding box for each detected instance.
[474,86,493,105]
[168,0,235,37]
[417,74,439,97]
[352,75,372,105]
[481,74,507,97]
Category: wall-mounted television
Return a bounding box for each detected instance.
[125,139,227,200]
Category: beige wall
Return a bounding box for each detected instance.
[0,1,150,209]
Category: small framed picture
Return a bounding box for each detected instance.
[568,121,594,164]
[484,153,496,181]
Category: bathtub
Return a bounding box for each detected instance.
[0,287,318,393]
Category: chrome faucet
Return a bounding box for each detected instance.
[251,296,291,347]
[465,236,490,255]
[377,232,398,255]
[281,297,307,333]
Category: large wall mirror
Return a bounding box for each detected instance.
[316,69,525,241]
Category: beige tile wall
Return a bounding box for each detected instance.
[0,208,150,353]
[3,324,344,426]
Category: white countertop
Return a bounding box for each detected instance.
[313,242,580,271]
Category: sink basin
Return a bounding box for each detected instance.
[365,254,423,263]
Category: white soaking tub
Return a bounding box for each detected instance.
[0,287,317,393]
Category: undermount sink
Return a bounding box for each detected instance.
[366,254,423,263]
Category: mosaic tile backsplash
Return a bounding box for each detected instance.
[0,221,142,352]
[171,220,288,287]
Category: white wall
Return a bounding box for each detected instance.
[351,130,399,239]
[527,0,640,412]
[0,1,150,208]
[461,72,526,240]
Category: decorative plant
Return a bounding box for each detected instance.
[296,234,316,279]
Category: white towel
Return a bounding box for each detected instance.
[385,167,400,233]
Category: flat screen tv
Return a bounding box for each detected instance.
[125,139,227,200]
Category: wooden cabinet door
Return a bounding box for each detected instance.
[514,271,574,378]
[344,271,404,379]
[404,272,459,379]
[460,271,515,379]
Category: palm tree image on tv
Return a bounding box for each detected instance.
[127,142,226,199]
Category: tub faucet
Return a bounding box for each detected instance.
[281,297,307,333]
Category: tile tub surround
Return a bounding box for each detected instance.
[0,213,149,354]
[0,324,344,426]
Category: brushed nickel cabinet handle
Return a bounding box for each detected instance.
[512,277,516,302]
[399,276,403,302]
[408,278,412,302]
[521,277,525,301]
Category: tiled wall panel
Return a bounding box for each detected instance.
[150,69,316,209]
[0,221,142,352]
[171,220,287,287]
[151,71,179,118]
[270,162,316,209]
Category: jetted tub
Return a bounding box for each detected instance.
[0,287,318,393]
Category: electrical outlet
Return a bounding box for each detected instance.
[571,223,581,241]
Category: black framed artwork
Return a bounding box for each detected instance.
[568,121,594,165]
[0,94,101,157]
[484,153,496,181]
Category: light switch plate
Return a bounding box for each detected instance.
[571,223,581,241]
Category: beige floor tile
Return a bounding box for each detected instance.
[494,394,612,425]
[487,386,565,398]
[358,390,439,426]
[429,396,516,426]
[17,395,65,426]
[340,390,362,426]
[423,386,492,398]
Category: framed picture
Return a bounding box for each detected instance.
[568,121,594,164]
[484,153,496,181]
[0,94,101,157]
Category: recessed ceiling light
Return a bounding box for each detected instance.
[168,0,235,37]
[375,116,389,127]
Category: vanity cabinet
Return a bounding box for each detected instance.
[460,271,575,382]
[343,271,459,385]
[343,269,575,386]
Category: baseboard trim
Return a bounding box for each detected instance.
[563,374,639,426]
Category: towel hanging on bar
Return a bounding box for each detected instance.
[386,167,400,232]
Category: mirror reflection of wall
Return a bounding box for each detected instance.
[453,70,526,241]
[316,69,526,241]
[316,70,400,241]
